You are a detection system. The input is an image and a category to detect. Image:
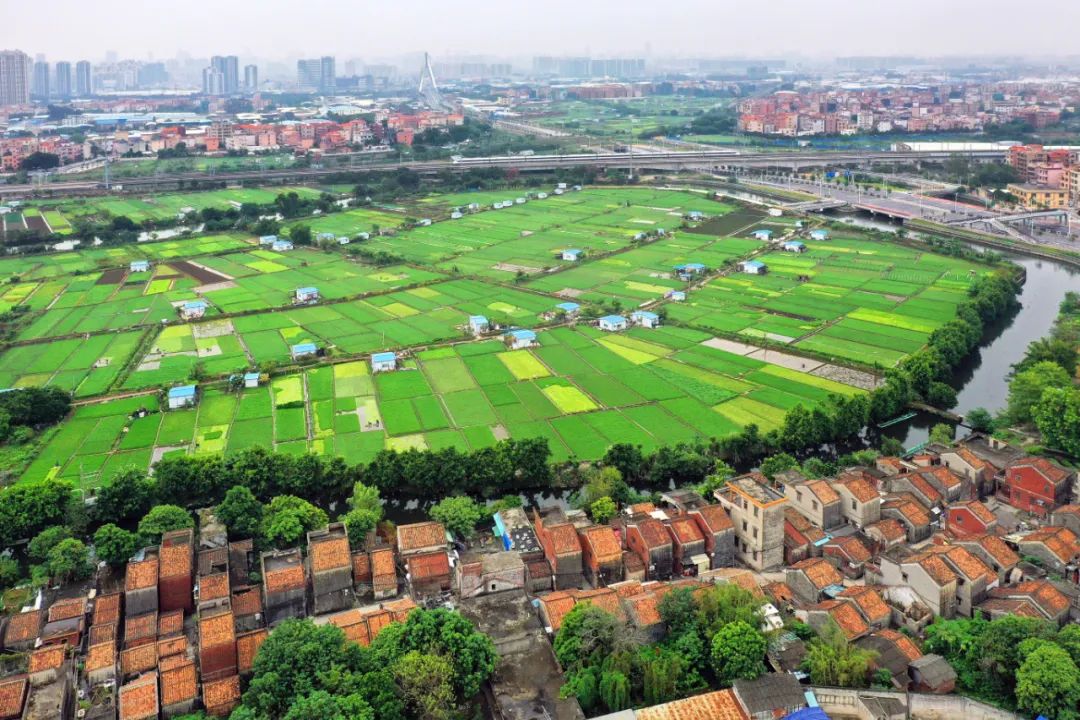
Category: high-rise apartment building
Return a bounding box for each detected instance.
[320,56,335,92]
[202,66,224,95]
[243,64,258,91]
[54,61,72,98]
[32,60,50,99]
[75,60,92,96]
[211,55,239,94]
[137,62,168,88]
[297,56,336,92]
[0,50,32,106]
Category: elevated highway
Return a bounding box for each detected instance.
[0,147,1009,200]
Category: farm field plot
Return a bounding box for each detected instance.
[0,329,146,396]
[362,188,733,281]
[195,249,443,312]
[286,206,408,238]
[665,235,983,367]
[31,187,325,222]
[526,98,723,138]
[527,231,763,305]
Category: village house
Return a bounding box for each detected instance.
[308,523,354,615]
[955,534,1019,584]
[198,607,237,681]
[836,585,891,630]
[532,508,585,589]
[715,474,788,571]
[456,551,526,598]
[998,456,1075,517]
[782,477,843,530]
[979,580,1071,626]
[261,548,308,625]
[1051,505,1080,536]
[806,598,870,641]
[166,384,197,410]
[1016,526,1080,578]
[158,528,194,613]
[577,525,624,586]
[371,351,397,373]
[945,500,998,537]
[828,470,882,528]
[863,518,908,553]
[857,629,923,689]
[823,535,872,579]
[665,516,709,576]
[785,558,844,605]
[597,314,628,332]
[877,548,959,618]
[688,504,735,568]
[880,493,934,542]
[939,445,996,495]
[784,507,828,566]
[924,545,996,617]
[625,516,674,580]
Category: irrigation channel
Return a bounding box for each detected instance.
[380,210,1079,523]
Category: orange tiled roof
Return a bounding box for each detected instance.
[158,653,188,672]
[936,546,994,583]
[838,585,890,624]
[715,568,765,598]
[867,518,907,542]
[264,563,306,594]
[157,636,187,659]
[200,572,230,602]
[580,525,622,562]
[547,523,582,556]
[327,609,370,646]
[1020,527,1080,564]
[199,610,235,648]
[909,553,957,586]
[370,547,396,579]
[828,536,871,564]
[955,447,990,472]
[120,643,158,676]
[764,582,796,604]
[925,466,962,490]
[905,474,943,505]
[231,587,262,617]
[4,610,42,645]
[397,521,447,552]
[538,592,577,632]
[48,597,87,622]
[806,479,840,505]
[159,658,197,706]
[629,502,656,515]
[612,580,644,598]
[352,551,372,581]
[119,673,158,720]
[383,597,418,623]
[202,675,240,712]
[1054,504,1080,518]
[875,629,922,661]
[366,609,393,639]
[89,622,117,646]
[972,535,1019,568]
[831,474,878,503]
[883,494,931,527]
[790,558,843,590]
[951,500,996,526]
[124,612,157,645]
[816,599,869,640]
[1009,456,1070,483]
[158,609,184,637]
[407,550,451,581]
[979,597,1044,618]
[93,593,122,625]
[0,677,27,720]
[237,628,268,673]
[625,591,663,628]
[993,580,1070,616]
[784,508,827,545]
[85,642,116,672]
[311,534,352,573]
[126,557,159,592]
[636,688,748,720]
[633,518,672,549]
[28,645,65,674]
[693,505,733,532]
[667,517,705,547]
[158,541,192,580]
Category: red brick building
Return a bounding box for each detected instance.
[998,456,1074,517]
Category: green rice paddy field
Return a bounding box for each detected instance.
[20,324,863,487]
[3,184,991,486]
[667,235,984,367]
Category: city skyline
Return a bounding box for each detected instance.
[6,0,1080,61]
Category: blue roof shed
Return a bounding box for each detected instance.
[372,351,396,364]
[810,229,830,240]
[242,372,260,382]
[168,385,196,400]
[508,329,536,341]
[182,300,208,311]
[291,342,317,355]
[556,302,580,313]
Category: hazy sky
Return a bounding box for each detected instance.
[5,0,1080,62]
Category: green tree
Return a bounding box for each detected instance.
[965,407,995,434]
[589,496,617,524]
[93,524,140,567]
[554,604,624,670]
[0,479,74,550]
[45,538,92,582]
[697,583,763,637]
[290,224,313,245]
[1057,624,1080,667]
[759,453,798,479]
[428,495,484,538]
[0,557,20,588]
[262,495,329,549]
[802,619,876,688]
[28,526,72,565]
[927,382,958,409]
[245,619,352,718]
[216,485,264,540]
[281,691,374,720]
[929,423,955,446]
[1007,361,1071,425]
[93,468,157,524]
[341,482,384,549]
[1033,387,1080,458]
[1016,337,1078,377]
[577,465,632,507]
[599,670,632,712]
[1015,644,1080,720]
[710,621,766,685]
[393,651,456,720]
[137,504,194,546]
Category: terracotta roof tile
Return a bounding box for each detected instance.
[978,597,1043,618]
[0,677,27,720]
[48,597,87,623]
[159,658,197,707]
[827,536,871,564]
[626,592,663,628]
[1009,456,1069,483]
[713,568,765,598]
[579,525,622,563]
[972,535,1019,568]
[89,622,117,646]
[636,688,748,720]
[124,612,157,646]
[764,582,796,604]
[383,597,418,623]
[158,541,192,580]
[121,643,158,676]
[198,547,228,577]
[28,644,65,674]
[816,599,869,640]
[370,547,396,579]
[576,588,624,620]
[407,550,451,581]
[950,500,996,526]
[883,494,931,527]
[630,502,657,515]
[909,553,957,586]
[925,466,963,490]
[790,558,843,590]
[692,505,733,533]
[1020,527,1080,564]
[866,518,907,542]
[237,628,268,672]
[231,586,262,617]
[199,610,235,648]
[936,546,994,583]
[199,572,230,602]
[158,653,189,672]
[264,563,306,595]
[157,636,187,659]
[311,535,352,573]
[85,642,116,672]
[547,523,582,556]
[904,474,943,505]
[667,517,705,547]
[397,521,447,552]
[366,609,393,639]
[93,593,122,625]
[119,673,159,720]
[202,675,240,713]
[806,479,840,505]
[838,586,890,624]
[1055,504,1080,518]
[126,557,159,592]
[633,518,673,549]
[831,474,878,503]
[352,551,372,581]
[327,609,370,646]
[992,580,1070,616]
[158,609,184,638]
[538,592,576,632]
[612,580,643,598]
[955,447,990,471]
[874,629,922,662]
[784,508,827,544]
[3,610,42,645]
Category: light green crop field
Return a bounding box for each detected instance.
[5,184,988,485]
